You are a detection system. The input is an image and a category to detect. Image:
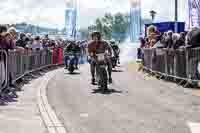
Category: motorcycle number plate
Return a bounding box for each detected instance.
[97,54,105,61]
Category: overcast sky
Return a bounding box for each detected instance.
[0,0,187,29]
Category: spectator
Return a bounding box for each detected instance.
[160,32,168,45]
[32,36,43,50]
[4,33,15,50]
[139,37,146,48]
[147,25,156,36]
[166,31,173,48]
[0,27,15,51]
[145,37,150,48]
[42,38,48,49]
[0,26,8,89]
[147,25,159,48]
[150,39,157,48]
[174,32,185,49]
[0,26,16,88]
[172,33,180,49]
[8,27,18,41]
[16,33,27,48]
[186,27,200,48]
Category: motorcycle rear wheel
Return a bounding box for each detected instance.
[68,64,74,74]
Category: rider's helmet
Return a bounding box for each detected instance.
[110,39,115,45]
[91,31,101,40]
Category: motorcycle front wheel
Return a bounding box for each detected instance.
[99,67,108,91]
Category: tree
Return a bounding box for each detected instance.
[87,12,129,41]
[112,13,129,41]
[96,18,103,33]
[101,13,113,40]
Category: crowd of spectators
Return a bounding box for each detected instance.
[0,25,88,53]
[0,24,87,90]
[139,25,200,49]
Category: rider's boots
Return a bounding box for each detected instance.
[75,65,79,70]
[65,65,68,69]
[109,77,112,84]
[91,78,95,85]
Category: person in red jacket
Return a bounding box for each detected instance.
[87,31,113,85]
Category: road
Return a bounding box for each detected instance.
[47,62,200,133]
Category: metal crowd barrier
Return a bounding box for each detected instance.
[0,47,72,91]
[0,50,8,91]
[7,49,54,84]
[143,47,200,82]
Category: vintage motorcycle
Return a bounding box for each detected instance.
[95,53,109,91]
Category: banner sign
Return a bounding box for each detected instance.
[65,8,77,39]
[188,0,200,30]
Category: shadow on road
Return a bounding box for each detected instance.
[112,69,124,72]
[92,88,122,95]
[64,72,81,75]
[0,96,18,106]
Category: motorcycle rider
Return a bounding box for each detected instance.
[110,40,120,64]
[64,41,79,69]
[74,41,81,69]
[87,31,113,85]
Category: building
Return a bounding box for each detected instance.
[129,0,142,42]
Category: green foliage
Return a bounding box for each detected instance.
[88,12,129,41]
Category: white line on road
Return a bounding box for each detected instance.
[80,113,89,118]
[188,122,200,133]
[37,69,67,133]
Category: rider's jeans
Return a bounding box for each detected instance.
[74,55,79,66]
[64,56,69,65]
[65,55,79,66]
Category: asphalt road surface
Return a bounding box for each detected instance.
[47,63,200,133]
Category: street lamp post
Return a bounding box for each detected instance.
[174,0,178,33]
[150,10,156,22]
[175,0,178,21]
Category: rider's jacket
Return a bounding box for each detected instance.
[111,45,119,51]
[74,45,81,53]
[64,43,81,55]
[88,40,112,56]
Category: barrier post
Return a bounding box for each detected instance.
[164,49,168,75]
[174,50,177,78]
[0,50,8,91]
[186,48,191,79]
